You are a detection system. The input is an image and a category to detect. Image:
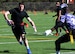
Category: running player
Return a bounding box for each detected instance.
[45,0,68,36]
[52,1,67,36]
[3,2,37,54]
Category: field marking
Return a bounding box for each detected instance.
[0,42,18,44]
[0,29,65,37]
[51,51,75,54]
[0,34,13,36]
[29,40,54,42]
[0,41,75,54]
[0,35,57,41]
[0,32,63,36]
[0,40,54,45]
[0,36,15,38]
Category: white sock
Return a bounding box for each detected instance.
[56,51,60,54]
[26,46,30,49]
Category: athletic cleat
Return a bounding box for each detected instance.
[54,33,59,36]
[56,51,60,54]
[44,29,53,36]
[27,49,32,54]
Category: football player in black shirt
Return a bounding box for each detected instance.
[45,1,68,36]
[55,0,69,54]
[52,1,67,36]
[4,2,37,54]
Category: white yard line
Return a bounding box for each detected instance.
[0,42,18,44]
[51,51,75,54]
[0,40,75,54]
[0,40,54,45]
[0,34,13,36]
[29,40,54,42]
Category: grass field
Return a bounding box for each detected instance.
[0,11,75,54]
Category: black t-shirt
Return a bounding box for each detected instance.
[61,7,67,15]
[56,6,61,16]
[9,8,29,26]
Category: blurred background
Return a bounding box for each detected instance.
[0,0,75,12]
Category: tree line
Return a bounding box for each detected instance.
[0,0,60,2]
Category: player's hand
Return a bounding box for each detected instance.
[6,20,14,26]
[33,26,37,32]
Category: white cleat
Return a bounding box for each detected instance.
[44,29,53,36]
[56,51,60,54]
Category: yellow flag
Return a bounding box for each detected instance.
[70,31,74,44]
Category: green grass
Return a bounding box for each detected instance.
[0,11,75,54]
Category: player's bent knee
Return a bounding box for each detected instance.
[55,40,60,45]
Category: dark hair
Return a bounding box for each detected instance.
[19,2,25,9]
[56,1,60,4]
[19,2,24,6]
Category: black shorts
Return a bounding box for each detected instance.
[54,21,64,29]
[55,29,75,51]
[56,29,75,44]
[11,25,26,38]
[55,18,58,25]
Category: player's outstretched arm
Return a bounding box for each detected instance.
[57,10,61,21]
[27,17,37,32]
[3,11,14,26]
[3,11,10,20]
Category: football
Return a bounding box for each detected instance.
[44,29,53,36]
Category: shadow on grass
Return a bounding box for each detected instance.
[61,48,75,51]
[0,50,26,54]
[0,50,10,53]
[45,48,75,51]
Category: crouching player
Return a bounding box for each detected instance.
[55,13,75,54]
